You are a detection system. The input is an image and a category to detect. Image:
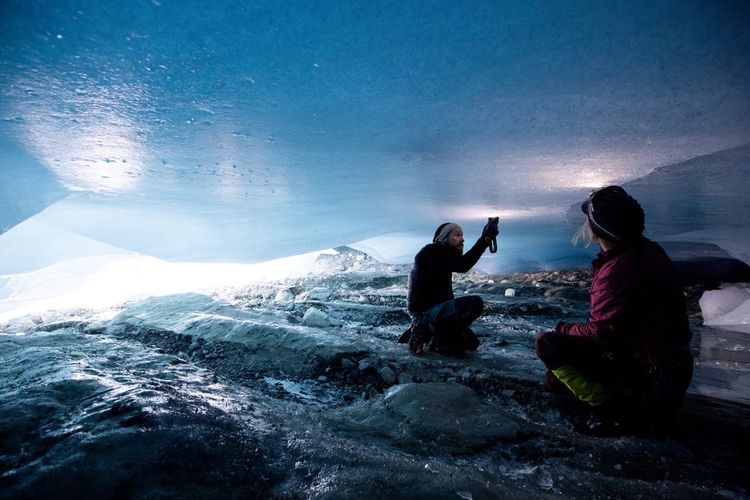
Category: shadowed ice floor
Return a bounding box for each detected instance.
[0,247,748,498]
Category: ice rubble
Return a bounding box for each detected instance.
[107,292,366,373]
[2,247,750,498]
[700,284,750,334]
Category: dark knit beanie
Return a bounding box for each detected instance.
[580,186,645,243]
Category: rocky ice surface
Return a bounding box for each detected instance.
[1,247,748,498]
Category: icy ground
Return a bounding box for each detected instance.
[1,248,748,498]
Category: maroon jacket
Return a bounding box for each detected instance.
[556,238,691,360]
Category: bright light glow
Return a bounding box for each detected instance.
[442,205,566,221]
[24,116,145,193]
[519,151,635,190]
[11,72,148,194]
[0,206,341,324]
[0,249,338,323]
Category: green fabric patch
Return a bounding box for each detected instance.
[552,366,610,406]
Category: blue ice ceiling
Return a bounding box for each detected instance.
[1,0,749,262]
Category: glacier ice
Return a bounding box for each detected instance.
[2,252,749,497]
[0,2,749,313]
[1,1,750,497]
[0,134,66,232]
[1,0,749,285]
[700,284,750,333]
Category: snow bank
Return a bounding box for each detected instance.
[0,250,338,323]
[0,213,341,322]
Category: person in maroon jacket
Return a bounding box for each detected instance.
[401,218,499,355]
[535,186,693,434]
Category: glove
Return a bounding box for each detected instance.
[482,217,499,239]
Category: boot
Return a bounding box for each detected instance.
[462,327,480,351]
[408,324,432,354]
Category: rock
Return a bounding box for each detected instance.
[398,373,413,384]
[274,289,295,303]
[83,322,107,335]
[538,469,553,490]
[302,307,330,327]
[341,358,356,370]
[311,253,347,273]
[333,383,525,454]
[544,286,588,302]
[358,356,377,372]
[307,287,333,301]
[383,383,523,442]
[318,375,328,382]
[378,366,397,385]
[504,288,516,297]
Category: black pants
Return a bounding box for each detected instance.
[536,331,606,372]
[413,295,483,352]
[535,331,693,428]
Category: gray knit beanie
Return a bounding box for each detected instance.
[433,222,459,243]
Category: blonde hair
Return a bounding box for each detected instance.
[572,219,596,247]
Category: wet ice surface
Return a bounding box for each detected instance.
[1,248,749,498]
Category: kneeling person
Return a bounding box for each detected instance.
[402,219,498,355]
[535,186,693,435]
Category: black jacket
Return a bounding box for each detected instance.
[407,237,488,315]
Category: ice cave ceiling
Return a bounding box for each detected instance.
[1,0,749,262]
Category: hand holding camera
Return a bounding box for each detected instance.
[482,216,500,239]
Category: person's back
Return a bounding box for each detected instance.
[623,238,691,357]
[586,237,691,359]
